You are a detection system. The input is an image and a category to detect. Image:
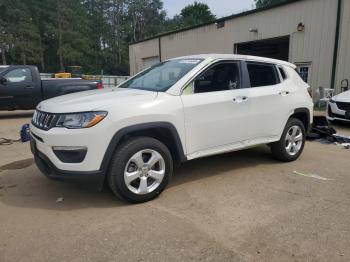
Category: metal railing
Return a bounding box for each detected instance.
[40,73,129,88]
[101,75,129,88]
[40,73,52,79]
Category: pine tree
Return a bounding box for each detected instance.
[0,0,217,74]
[56,0,90,71]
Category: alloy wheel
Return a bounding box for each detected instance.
[124,149,165,195]
[285,125,303,156]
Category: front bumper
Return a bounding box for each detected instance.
[29,123,111,172]
[327,102,350,122]
[31,139,105,189]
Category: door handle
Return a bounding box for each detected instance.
[25,85,35,89]
[233,96,248,103]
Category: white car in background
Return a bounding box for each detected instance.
[30,54,313,203]
[327,90,350,122]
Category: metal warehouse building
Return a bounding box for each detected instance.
[129,0,350,94]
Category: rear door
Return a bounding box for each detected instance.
[0,67,41,109]
[181,61,251,156]
[244,61,290,139]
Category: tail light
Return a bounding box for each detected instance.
[96,82,103,89]
[307,87,312,98]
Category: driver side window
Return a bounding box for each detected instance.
[183,62,240,95]
[4,68,33,83]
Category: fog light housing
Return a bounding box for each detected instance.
[52,146,87,163]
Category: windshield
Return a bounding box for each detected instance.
[0,66,9,73]
[119,59,203,92]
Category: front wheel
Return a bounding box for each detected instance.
[107,137,173,203]
[270,118,306,162]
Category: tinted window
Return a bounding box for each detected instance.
[119,59,203,92]
[247,63,279,87]
[4,68,33,83]
[278,67,287,80]
[194,63,240,93]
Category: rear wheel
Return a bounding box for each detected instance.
[107,137,173,203]
[270,118,306,162]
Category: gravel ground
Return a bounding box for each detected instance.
[0,110,350,262]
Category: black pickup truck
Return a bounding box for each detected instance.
[0,65,103,110]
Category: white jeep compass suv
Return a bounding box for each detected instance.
[30,54,313,203]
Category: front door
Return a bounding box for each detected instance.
[181,61,251,157]
[0,79,14,109]
[0,67,37,109]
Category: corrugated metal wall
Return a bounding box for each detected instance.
[129,38,159,75]
[129,0,349,93]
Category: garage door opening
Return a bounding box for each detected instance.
[234,36,290,61]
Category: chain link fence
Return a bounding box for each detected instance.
[40,74,129,88]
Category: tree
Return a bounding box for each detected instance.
[0,1,9,64]
[26,0,56,71]
[163,1,216,31]
[0,0,42,65]
[178,2,216,28]
[127,0,166,42]
[97,0,166,74]
[254,0,286,8]
[1,0,214,74]
[82,0,109,73]
[55,0,91,71]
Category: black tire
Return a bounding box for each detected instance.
[270,118,306,162]
[107,136,173,204]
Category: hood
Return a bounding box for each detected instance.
[38,88,157,113]
[333,90,350,103]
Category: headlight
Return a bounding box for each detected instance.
[329,99,336,103]
[56,111,107,129]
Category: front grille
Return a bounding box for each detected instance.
[336,102,350,111]
[32,110,58,130]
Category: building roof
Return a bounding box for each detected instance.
[171,54,297,68]
[131,0,305,45]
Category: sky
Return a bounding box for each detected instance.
[162,0,256,18]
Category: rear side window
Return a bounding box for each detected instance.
[278,67,287,80]
[247,62,280,87]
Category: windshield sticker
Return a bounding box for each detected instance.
[179,60,201,64]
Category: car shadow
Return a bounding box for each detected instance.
[332,120,350,129]
[0,145,281,211]
[0,165,123,210]
[170,145,280,188]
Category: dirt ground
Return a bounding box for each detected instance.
[0,111,350,262]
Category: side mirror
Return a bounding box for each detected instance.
[0,77,7,84]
